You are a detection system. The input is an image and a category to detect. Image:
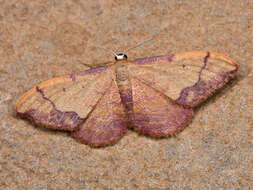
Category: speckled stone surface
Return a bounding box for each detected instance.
[0,0,252,189]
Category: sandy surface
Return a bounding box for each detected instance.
[0,0,252,189]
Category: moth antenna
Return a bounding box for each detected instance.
[96,46,118,57]
[123,37,154,53]
[97,36,154,58]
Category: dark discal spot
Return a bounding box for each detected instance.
[167,55,173,62]
[17,86,84,130]
[176,52,238,107]
[63,88,66,92]
[182,64,185,68]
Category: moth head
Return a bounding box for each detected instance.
[115,53,128,61]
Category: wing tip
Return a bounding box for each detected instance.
[176,65,239,108]
[173,51,239,108]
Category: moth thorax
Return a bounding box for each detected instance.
[116,64,129,82]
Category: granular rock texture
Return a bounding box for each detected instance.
[0,0,252,189]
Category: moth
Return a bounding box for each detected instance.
[15,51,239,147]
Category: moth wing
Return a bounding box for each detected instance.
[15,66,114,131]
[131,78,193,137]
[73,80,127,147]
[127,51,239,107]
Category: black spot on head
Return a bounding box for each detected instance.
[115,53,128,61]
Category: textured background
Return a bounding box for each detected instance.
[0,0,252,189]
